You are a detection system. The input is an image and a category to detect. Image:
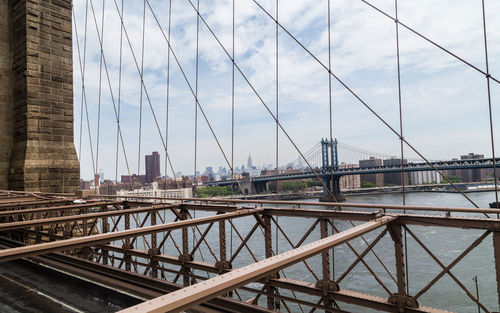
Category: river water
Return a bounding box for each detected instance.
[1,191,498,312]
[191,190,498,313]
[337,191,497,312]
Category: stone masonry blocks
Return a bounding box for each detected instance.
[0,0,79,193]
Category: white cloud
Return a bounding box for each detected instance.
[73,0,500,180]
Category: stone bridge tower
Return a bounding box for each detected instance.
[0,0,79,193]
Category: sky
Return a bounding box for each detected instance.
[72,0,500,180]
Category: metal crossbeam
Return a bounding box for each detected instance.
[0,203,179,231]
[0,208,262,262]
[118,216,395,313]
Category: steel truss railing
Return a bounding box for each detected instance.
[1,191,500,313]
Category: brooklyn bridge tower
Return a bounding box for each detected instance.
[0,0,79,193]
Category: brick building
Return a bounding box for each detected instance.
[145,151,160,184]
[382,158,409,186]
[359,157,384,187]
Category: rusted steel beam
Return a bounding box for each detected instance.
[180,203,238,212]
[0,204,180,232]
[494,232,500,312]
[269,278,453,313]
[90,194,500,214]
[264,208,378,221]
[395,214,500,229]
[0,199,73,210]
[105,244,221,274]
[117,216,395,313]
[0,246,275,313]
[0,201,118,218]
[0,208,263,262]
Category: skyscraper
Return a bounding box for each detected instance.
[145,151,161,184]
[247,154,253,168]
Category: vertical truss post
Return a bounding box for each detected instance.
[316,219,338,310]
[101,205,109,265]
[388,223,418,310]
[493,231,500,311]
[180,208,191,286]
[123,202,132,272]
[149,209,159,278]
[263,213,279,310]
[35,225,42,244]
[216,218,231,270]
[217,217,232,297]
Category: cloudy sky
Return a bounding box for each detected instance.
[72,0,500,180]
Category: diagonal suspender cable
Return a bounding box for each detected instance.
[361,0,500,86]
[73,2,96,180]
[481,0,499,210]
[141,0,245,194]
[95,0,106,176]
[115,0,124,182]
[251,0,484,210]
[108,0,187,193]
[88,0,135,191]
[165,0,173,180]
[180,0,336,199]
[75,3,85,164]
[138,0,146,178]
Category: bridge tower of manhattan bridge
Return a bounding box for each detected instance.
[0,0,79,193]
[320,138,345,202]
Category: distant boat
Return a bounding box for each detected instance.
[490,202,500,208]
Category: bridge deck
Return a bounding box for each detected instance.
[1,191,499,313]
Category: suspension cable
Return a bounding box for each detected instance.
[231,0,235,195]
[361,0,500,85]
[110,0,187,193]
[194,0,200,193]
[181,0,336,199]
[481,0,499,211]
[165,0,173,180]
[250,0,483,210]
[88,0,135,191]
[95,0,106,177]
[73,1,96,181]
[394,0,409,294]
[274,0,279,197]
[327,0,335,201]
[142,0,245,194]
[138,0,146,179]
[327,0,335,281]
[115,0,124,182]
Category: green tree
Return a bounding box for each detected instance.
[443,175,462,183]
[195,186,240,198]
[361,181,377,188]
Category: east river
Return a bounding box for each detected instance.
[219,191,499,313]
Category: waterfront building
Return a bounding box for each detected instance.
[338,162,361,189]
[117,182,193,200]
[409,170,442,185]
[359,157,384,187]
[445,153,491,183]
[383,158,409,186]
